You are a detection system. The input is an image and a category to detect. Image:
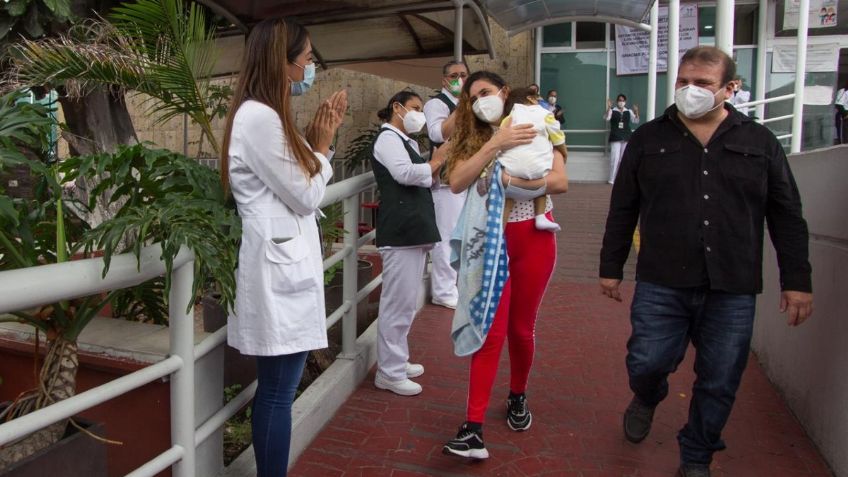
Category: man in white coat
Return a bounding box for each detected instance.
[423,60,469,309]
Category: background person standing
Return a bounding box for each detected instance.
[599,46,813,477]
[604,94,639,184]
[424,61,469,309]
[372,91,444,396]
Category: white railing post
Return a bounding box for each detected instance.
[667,0,680,108]
[755,0,769,120]
[169,260,196,476]
[791,0,810,153]
[647,1,659,120]
[341,195,360,358]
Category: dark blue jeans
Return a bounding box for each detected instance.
[252,351,308,477]
[626,281,756,466]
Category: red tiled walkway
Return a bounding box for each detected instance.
[291,184,832,477]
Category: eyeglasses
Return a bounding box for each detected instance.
[446,73,469,80]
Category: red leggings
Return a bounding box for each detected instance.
[466,215,557,423]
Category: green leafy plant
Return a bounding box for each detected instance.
[0,0,73,42]
[5,0,223,156]
[0,108,239,467]
[340,124,381,173]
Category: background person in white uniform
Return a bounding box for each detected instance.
[424,61,468,310]
[221,18,346,477]
[604,94,639,184]
[371,90,446,396]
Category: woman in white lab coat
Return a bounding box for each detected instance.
[220,18,346,477]
[371,91,445,396]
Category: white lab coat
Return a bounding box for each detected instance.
[226,100,333,356]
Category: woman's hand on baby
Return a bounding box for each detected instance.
[491,117,535,152]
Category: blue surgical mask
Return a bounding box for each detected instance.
[291,62,316,96]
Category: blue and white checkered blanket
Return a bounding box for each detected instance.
[449,161,509,356]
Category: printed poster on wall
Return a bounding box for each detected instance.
[615,3,699,76]
[772,43,840,72]
[784,0,838,29]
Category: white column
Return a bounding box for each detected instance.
[535,27,542,85]
[169,260,196,477]
[791,0,809,153]
[755,0,769,120]
[647,1,659,120]
[667,0,680,107]
[453,0,464,60]
[716,0,735,55]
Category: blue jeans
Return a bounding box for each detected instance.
[252,352,308,477]
[626,281,756,466]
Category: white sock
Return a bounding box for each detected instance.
[535,214,561,232]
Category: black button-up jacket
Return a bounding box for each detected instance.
[600,104,812,294]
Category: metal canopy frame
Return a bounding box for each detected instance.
[195,0,493,75]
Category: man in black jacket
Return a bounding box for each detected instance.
[598,46,813,477]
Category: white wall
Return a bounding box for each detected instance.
[752,144,848,477]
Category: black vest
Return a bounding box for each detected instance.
[371,129,441,248]
[608,109,634,142]
[428,92,457,151]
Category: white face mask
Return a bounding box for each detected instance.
[547,96,557,105]
[675,85,724,119]
[617,101,626,109]
[472,89,504,124]
[398,104,426,134]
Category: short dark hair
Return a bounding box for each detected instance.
[547,89,557,96]
[505,87,536,112]
[442,60,468,76]
[617,94,627,101]
[680,46,736,86]
[377,90,422,122]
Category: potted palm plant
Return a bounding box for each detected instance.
[0,88,240,470]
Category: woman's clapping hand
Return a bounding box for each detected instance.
[306,89,348,155]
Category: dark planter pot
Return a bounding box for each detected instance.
[0,405,107,477]
[201,293,256,391]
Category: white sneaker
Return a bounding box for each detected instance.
[432,297,458,309]
[406,362,424,378]
[375,374,422,396]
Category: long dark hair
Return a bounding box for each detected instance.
[447,71,508,176]
[220,18,319,191]
[377,90,422,122]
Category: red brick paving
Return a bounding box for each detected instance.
[290,184,832,477]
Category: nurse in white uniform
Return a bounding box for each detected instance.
[371,91,446,396]
[221,18,346,477]
[424,61,469,309]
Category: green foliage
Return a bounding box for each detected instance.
[58,143,241,315]
[340,124,381,173]
[5,0,224,155]
[0,90,109,339]
[0,0,73,42]
[110,276,169,324]
[0,90,52,167]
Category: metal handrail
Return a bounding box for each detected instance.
[735,93,795,110]
[0,171,379,477]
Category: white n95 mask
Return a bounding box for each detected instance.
[472,90,505,124]
[675,85,723,119]
[401,110,426,134]
[398,104,426,134]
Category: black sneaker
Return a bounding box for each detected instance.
[506,393,532,431]
[442,423,489,459]
[623,396,656,443]
[677,463,711,477]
